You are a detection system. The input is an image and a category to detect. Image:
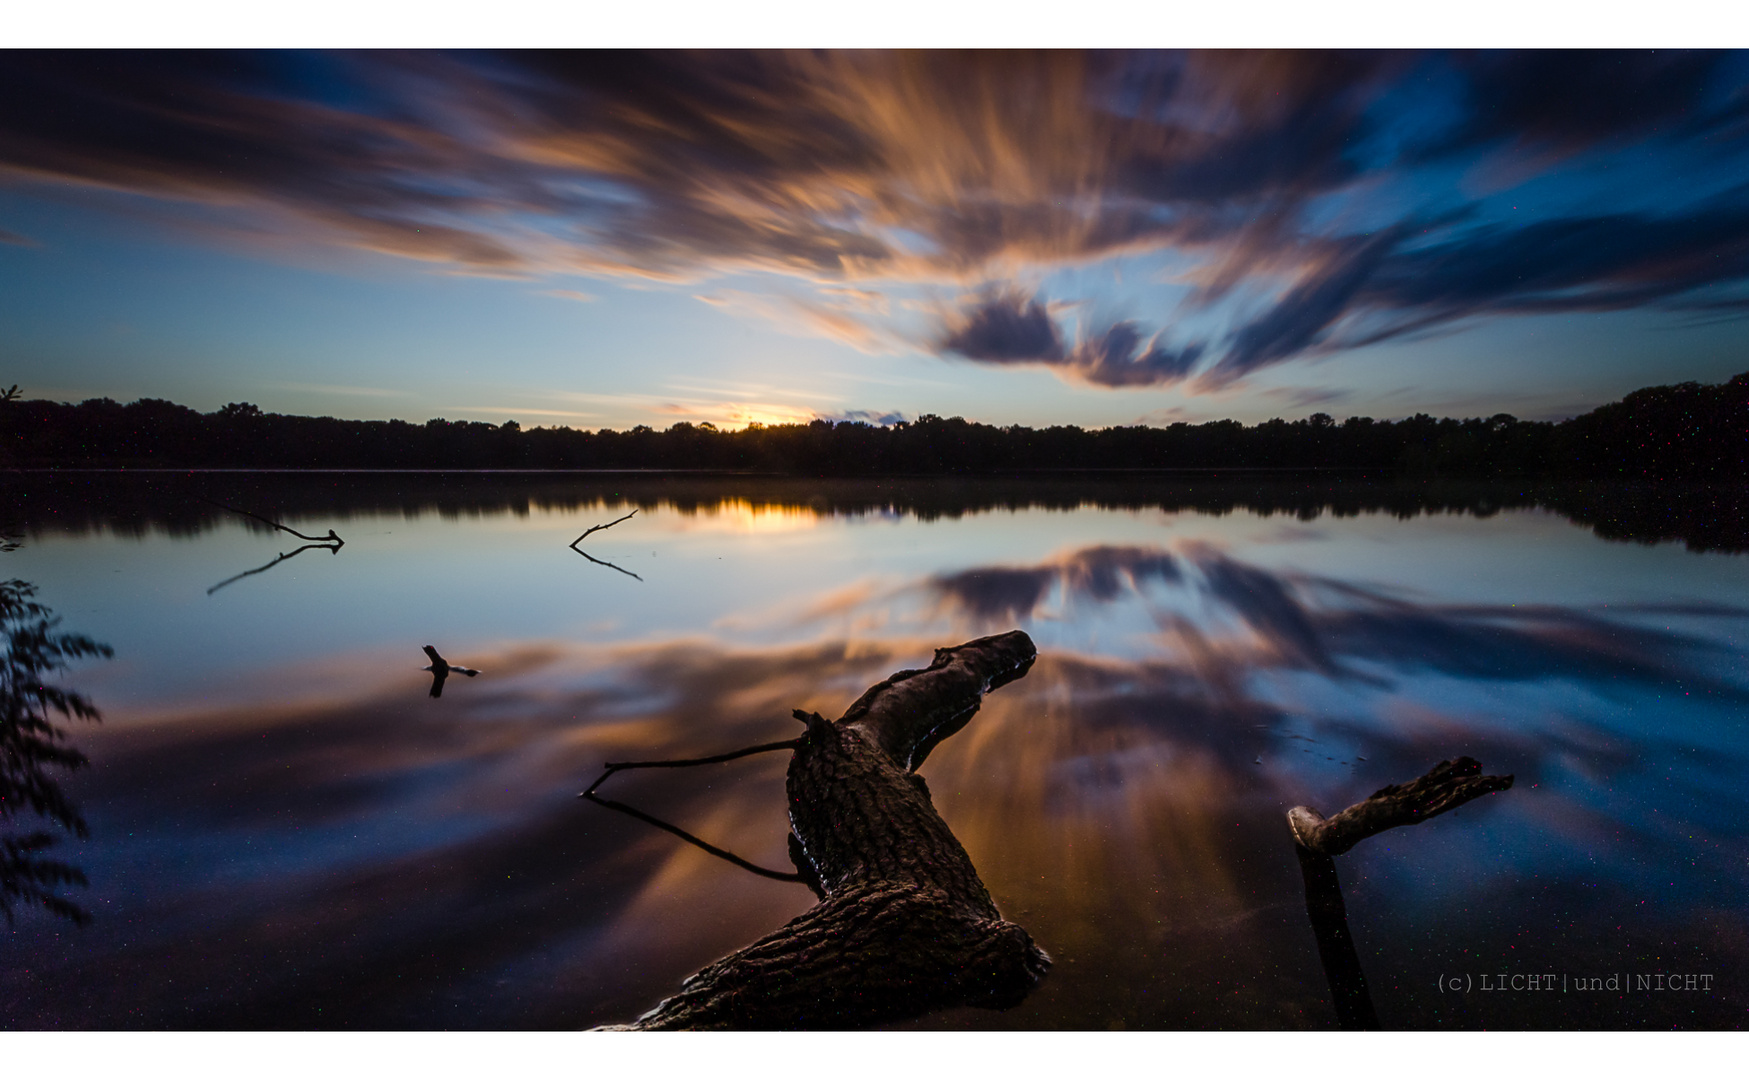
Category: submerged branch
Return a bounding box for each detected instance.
[1294,845,1380,1030]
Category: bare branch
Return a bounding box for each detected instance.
[581,738,803,797]
[1287,756,1514,856]
[199,498,343,547]
[570,508,637,547]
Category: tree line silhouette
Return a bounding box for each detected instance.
[2,371,1744,478]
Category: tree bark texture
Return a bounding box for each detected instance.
[1287,756,1514,857]
[603,630,1047,1030]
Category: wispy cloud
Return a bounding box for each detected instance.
[0,226,39,247]
[539,288,597,303]
[695,288,902,353]
[6,50,1749,389]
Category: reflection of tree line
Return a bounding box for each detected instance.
[4,371,1744,478]
[11,471,1749,553]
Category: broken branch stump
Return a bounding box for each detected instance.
[1287,756,1513,1030]
[1287,756,1514,857]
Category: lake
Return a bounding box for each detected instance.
[2,471,1746,1029]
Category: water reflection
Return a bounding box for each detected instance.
[1,479,1745,1029]
[206,541,342,595]
[421,645,480,699]
[11,470,1749,554]
[570,508,643,581]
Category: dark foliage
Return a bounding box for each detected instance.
[3,371,1743,477]
[1,579,113,925]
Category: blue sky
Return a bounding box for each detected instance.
[5,47,1749,430]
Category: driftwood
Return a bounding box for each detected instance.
[1287,756,1514,856]
[1287,757,1513,1030]
[592,630,1047,1030]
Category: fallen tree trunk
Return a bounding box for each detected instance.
[598,630,1047,1030]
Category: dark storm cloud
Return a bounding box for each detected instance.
[939,295,1205,388]
[939,290,1065,362]
[1364,202,1749,318]
[1414,51,1742,160]
[4,50,1749,378]
[1067,322,1205,388]
[1194,197,1749,382]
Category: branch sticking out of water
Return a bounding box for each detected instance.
[570,508,641,580]
[200,498,343,547]
[1286,756,1513,1031]
[1287,756,1514,856]
[570,508,636,547]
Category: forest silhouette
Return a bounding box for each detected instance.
[2,371,1744,479]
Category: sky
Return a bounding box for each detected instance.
[5,41,1749,431]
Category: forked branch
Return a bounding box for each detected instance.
[570,509,641,580]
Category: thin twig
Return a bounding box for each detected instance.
[578,735,809,885]
[200,498,343,547]
[580,738,804,796]
[570,508,637,547]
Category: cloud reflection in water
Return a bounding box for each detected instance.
[5,541,1748,1029]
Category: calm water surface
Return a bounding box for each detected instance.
[3,473,1746,1029]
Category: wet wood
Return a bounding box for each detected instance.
[600,630,1046,1030]
[1287,756,1513,857]
[1287,756,1513,1030]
